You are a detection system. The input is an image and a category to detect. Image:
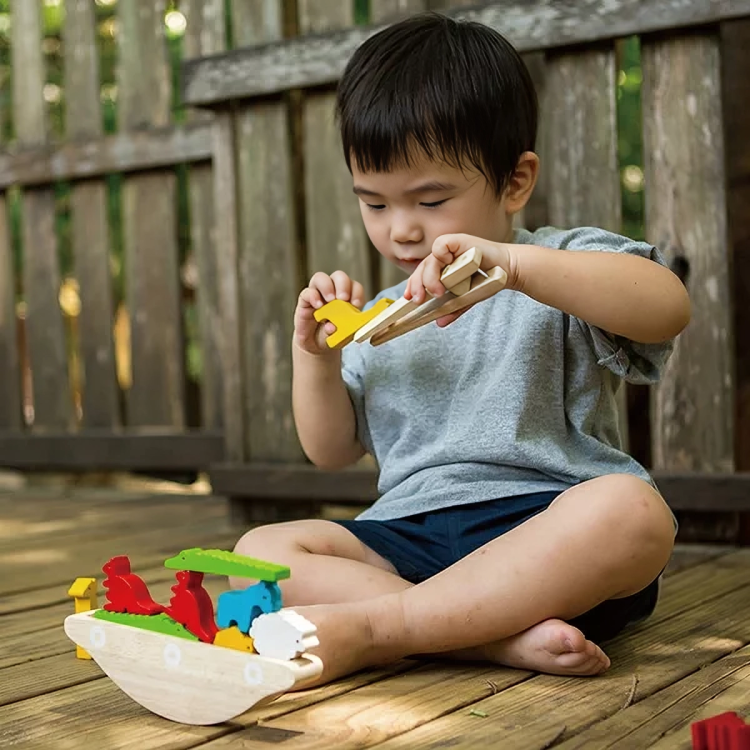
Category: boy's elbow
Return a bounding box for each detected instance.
[664,282,691,340]
[302,440,366,471]
[640,273,691,344]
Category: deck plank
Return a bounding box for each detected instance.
[367,577,750,748]
[553,645,750,748]
[648,668,750,748]
[0,490,237,596]
[0,487,748,749]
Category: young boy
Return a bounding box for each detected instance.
[233,12,689,686]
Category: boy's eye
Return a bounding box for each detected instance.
[421,199,447,208]
[365,203,386,211]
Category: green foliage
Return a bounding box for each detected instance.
[616,37,645,240]
[354,0,370,25]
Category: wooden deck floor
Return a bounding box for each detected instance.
[1,484,749,749]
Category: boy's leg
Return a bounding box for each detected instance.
[232,518,414,602]
[282,474,675,685]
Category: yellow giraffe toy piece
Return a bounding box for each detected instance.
[67,577,98,659]
[214,626,256,653]
[314,298,394,348]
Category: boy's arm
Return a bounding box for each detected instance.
[292,341,366,470]
[513,244,691,344]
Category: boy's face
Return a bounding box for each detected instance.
[351,150,515,275]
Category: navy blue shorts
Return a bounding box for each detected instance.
[333,490,660,644]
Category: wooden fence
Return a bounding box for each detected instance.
[0,1,748,540]
[0,0,226,471]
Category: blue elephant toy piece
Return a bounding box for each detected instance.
[216,580,282,633]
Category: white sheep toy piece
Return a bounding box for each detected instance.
[250,609,320,660]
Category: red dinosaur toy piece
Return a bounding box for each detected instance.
[691,711,750,750]
[164,570,218,643]
[102,555,165,615]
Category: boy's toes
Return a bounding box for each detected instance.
[483,618,611,676]
[555,644,609,674]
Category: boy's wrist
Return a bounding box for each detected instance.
[482,240,527,293]
[292,337,342,370]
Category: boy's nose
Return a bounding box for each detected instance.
[390,215,423,244]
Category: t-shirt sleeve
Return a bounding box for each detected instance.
[555,226,677,385]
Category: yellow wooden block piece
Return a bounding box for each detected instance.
[314,298,394,348]
[214,626,256,653]
[67,577,98,659]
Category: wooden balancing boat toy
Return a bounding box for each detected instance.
[64,548,322,725]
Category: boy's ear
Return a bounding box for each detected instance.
[504,151,539,213]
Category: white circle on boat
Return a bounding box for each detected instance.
[89,625,105,649]
[244,662,263,685]
[163,642,181,668]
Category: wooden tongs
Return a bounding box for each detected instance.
[314,248,507,348]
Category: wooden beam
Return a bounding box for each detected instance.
[654,473,750,512]
[209,463,750,512]
[182,0,750,106]
[0,432,224,471]
[0,122,212,190]
[210,463,380,502]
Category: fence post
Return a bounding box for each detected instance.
[184,0,228,432]
[720,19,750,542]
[118,0,185,429]
[642,31,736,538]
[12,1,72,430]
[64,0,120,429]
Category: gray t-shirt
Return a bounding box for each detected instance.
[341,226,674,522]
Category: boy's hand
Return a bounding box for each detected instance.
[405,234,518,327]
[295,271,365,355]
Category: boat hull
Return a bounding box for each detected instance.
[64,610,322,725]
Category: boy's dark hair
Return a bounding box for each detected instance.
[335,12,538,196]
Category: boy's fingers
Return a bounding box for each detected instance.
[351,281,365,308]
[436,307,469,327]
[421,255,447,298]
[432,233,469,264]
[407,262,427,302]
[330,270,353,300]
[299,286,324,310]
[309,272,336,302]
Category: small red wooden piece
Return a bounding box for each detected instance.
[102,555,165,615]
[691,712,750,750]
[164,570,218,643]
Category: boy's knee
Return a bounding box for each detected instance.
[233,520,305,558]
[598,474,675,556]
[230,521,310,590]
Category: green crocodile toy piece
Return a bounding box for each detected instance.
[163,548,290,581]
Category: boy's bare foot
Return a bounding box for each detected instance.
[482,618,610,676]
[286,602,388,689]
[285,605,609,690]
